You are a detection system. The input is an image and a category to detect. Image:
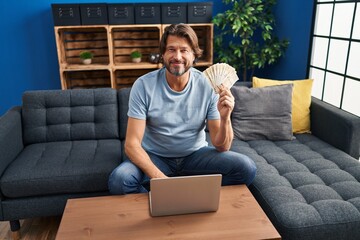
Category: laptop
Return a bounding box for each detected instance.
[149,174,222,217]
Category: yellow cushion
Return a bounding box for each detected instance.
[253,77,313,133]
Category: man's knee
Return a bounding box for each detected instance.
[236,154,256,185]
[226,152,257,186]
[245,160,257,186]
[108,166,126,195]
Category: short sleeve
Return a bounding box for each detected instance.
[128,79,147,120]
[207,91,220,120]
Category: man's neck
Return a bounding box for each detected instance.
[165,70,191,92]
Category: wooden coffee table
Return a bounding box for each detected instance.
[56,185,281,239]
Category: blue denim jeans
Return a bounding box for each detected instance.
[108,146,257,195]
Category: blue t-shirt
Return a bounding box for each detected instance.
[128,67,220,157]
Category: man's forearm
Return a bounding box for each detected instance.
[125,145,166,179]
[214,118,233,151]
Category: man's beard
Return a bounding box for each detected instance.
[164,60,192,76]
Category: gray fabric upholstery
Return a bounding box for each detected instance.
[1,192,109,220]
[231,84,294,141]
[1,88,122,198]
[0,107,24,183]
[118,88,131,162]
[22,88,119,144]
[0,88,123,222]
[233,134,360,240]
[0,139,121,198]
[118,88,131,141]
[311,97,360,159]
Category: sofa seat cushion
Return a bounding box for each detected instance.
[230,133,360,240]
[0,139,121,198]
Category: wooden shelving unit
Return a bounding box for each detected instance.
[54,23,213,89]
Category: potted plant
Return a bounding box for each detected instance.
[130,50,142,63]
[79,51,93,65]
[212,0,289,81]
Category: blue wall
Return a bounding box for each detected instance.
[0,0,313,115]
[256,0,314,80]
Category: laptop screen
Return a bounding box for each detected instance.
[149,174,222,217]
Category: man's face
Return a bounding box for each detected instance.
[162,35,196,77]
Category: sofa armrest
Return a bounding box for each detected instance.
[310,97,360,159]
[0,106,24,175]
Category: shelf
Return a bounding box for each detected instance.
[113,63,161,70]
[110,25,161,67]
[61,64,111,71]
[55,24,213,89]
[55,26,110,68]
[115,69,155,89]
[62,69,112,89]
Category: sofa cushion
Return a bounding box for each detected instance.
[231,84,294,141]
[22,88,119,144]
[0,139,121,198]
[230,134,360,240]
[118,88,131,141]
[253,77,313,134]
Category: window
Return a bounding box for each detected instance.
[308,0,360,117]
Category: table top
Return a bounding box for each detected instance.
[56,185,281,240]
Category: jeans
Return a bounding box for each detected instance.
[108,146,257,195]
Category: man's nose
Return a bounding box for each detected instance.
[173,50,182,59]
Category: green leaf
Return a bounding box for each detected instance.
[265,25,273,31]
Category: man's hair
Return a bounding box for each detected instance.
[159,24,203,63]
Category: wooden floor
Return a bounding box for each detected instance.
[0,216,61,240]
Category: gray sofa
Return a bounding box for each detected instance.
[0,87,359,240]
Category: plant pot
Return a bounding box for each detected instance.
[82,59,92,65]
[132,58,141,63]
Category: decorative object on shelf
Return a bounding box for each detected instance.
[203,63,238,93]
[79,51,93,65]
[130,50,142,63]
[212,0,289,81]
[149,53,160,64]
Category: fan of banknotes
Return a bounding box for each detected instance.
[203,63,238,93]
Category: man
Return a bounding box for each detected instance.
[108,24,256,194]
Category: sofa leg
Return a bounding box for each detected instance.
[9,220,20,240]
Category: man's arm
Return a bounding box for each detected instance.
[208,86,235,152]
[124,117,167,179]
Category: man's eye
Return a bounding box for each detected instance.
[167,49,175,52]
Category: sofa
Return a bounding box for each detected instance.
[0,86,359,240]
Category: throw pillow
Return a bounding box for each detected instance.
[231,84,294,141]
[253,77,313,133]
